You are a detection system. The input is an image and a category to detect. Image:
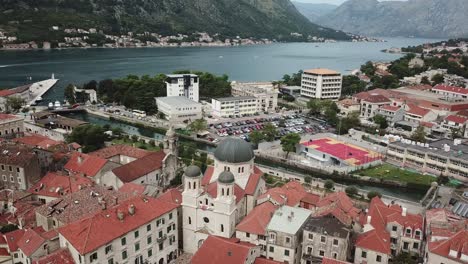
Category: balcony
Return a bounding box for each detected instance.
[157,235,167,243]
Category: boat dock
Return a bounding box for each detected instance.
[28,74,59,105]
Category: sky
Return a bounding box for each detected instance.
[295,0,407,5]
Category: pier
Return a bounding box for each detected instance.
[28,74,59,105]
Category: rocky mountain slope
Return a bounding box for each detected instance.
[0,0,349,42]
[318,0,468,38]
[292,2,337,23]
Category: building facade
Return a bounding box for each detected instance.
[231,82,278,113]
[301,69,342,100]
[155,96,202,123]
[0,114,24,139]
[165,74,199,102]
[211,96,258,118]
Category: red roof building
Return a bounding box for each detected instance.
[90,144,151,163]
[118,182,146,196]
[13,135,61,150]
[257,181,307,207]
[201,165,263,196]
[322,257,352,264]
[315,192,361,227]
[111,151,166,183]
[191,236,257,264]
[64,152,108,177]
[17,227,58,257]
[158,188,182,206]
[59,195,179,255]
[236,201,277,236]
[27,172,94,202]
[32,248,74,264]
[428,230,468,264]
[432,85,468,97]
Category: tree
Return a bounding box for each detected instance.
[431,74,445,85]
[280,133,301,158]
[304,176,312,184]
[5,97,25,113]
[345,186,359,197]
[189,118,207,133]
[0,224,18,234]
[337,112,361,135]
[450,127,462,140]
[64,84,76,104]
[421,76,431,85]
[307,99,322,116]
[367,191,382,200]
[361,61,376,76]
[373,114,389,129]
[411,126,427,143]
[263,123,278,142]
[250,130,264,146]
[393,252,417,264]
[66,124,108,153]
[324,180,334,190]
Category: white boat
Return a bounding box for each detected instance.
[54,101,61,108]
[36,96,43,102]
[48,102,54,109]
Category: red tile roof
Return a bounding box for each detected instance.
[0,248,8,257]
[158,188,182,206]
[13,135,61,149]
[428,230,468,263]
[407,106,430,117]
[315,192,361,226]
[27,172,94,198]
[355,229,391,255]
[433,85,468,95]
[236,202,277,235]
[191,236,256,264]
[3,229,25,252]
[0,142,38,167]
[90,145,151,160]
[17,227,57,257]
[112,151,166,182]
[363,94,391,104]
[445,115,468,124]
[59,195,178,255]
[32,248,75,264]
[457,110,468,117]
[206,182,245,204]
[258,181,306,207]
[380,105,401,112]
[301,193,320,207]
[322,258,351,264]
[118,183,146,196]
[0,113,18,120]
[254,258,285,264]
[0,90,17,97]
[64,152,107,177]
[202,166,263,196]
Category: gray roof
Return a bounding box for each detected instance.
[185,165,201,178]
[218,171,235,184]
[214,137,254,163]
[155,96,201,107]
[214,96,257,102]
[267,206,311,235]
[303,217,350,239]
[391,139,468,161]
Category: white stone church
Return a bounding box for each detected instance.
[182,137,266,253]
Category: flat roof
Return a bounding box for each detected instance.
[214,96,257,102]
[396,87,468,105]
[166,74,198,78]
[156,96,201,107]
[267,205,311,235]
[304,68,340,75]
[391,139,468,160]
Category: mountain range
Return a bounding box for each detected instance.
[292,2,337,23]
[0,0,349,42]
[314,0,468,38]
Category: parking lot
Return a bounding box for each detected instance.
[209,114,333,142]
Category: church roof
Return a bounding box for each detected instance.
[218,171,235,184]
[185,165,202,178]
[214,137,254,163]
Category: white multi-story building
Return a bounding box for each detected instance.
[231,82,278,113]
[211,96,258,118]
[301,68,342,100]
[182,137,266,254]
[156,96,202,123]
[58,195,179,264]
[165,74,199,102]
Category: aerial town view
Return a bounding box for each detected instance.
[0,0,467,264]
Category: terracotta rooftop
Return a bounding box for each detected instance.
[380,105,401,112]
[64,152,108,177]
[32,248,74,264]
[363,94,391,104]
[355,229,391,255]
[191,236,256,264]
[0,113,20,121]
[315,192,361,226]
[236,201,277,235]
[27,172,94,198]
[59,195,178,255]
[0,142,38,167]
[118,183,146,196]
[3,229,25,252]
[322,257,352,264]
[205,182,245,204]
[433,85,468,95]
[445,115,468,124]
[17,227,58,257]
[202,165,264,196]
[254,258,285,264]
[428,230,468,263]
[111,151,166,182]
[258,181,306,207]
[407,106,431,117]
[158,188,182,206]
[13,135,61,150]
[90,144,151,160]
[304,68,340,75]
[35,185,132,226]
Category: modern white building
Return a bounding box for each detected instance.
[165,74,199,102]
[301,68,342,100]
[211,96,258,118]
[231,82,278,113]
[156,96,202,123]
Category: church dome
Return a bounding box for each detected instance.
[218,171,235,184]
[184,165,202,178]
[214,137,254,163]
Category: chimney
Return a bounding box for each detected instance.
[117,210,124,221]
[402,207,407,217]
[287,215,292,222]
[113,196,118,205]
[77,155,83,164]
[101,201,107,210]
[128,204,135,215]
[367,216,372,224]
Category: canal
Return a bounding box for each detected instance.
[67,112,426,202]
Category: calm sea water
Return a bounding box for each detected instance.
[0,37,439,102]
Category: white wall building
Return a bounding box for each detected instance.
[156,96,202,123]
[231,82,278,113]
[165,74,199,102]
[211,96,258,118]
[301,68,342,100]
